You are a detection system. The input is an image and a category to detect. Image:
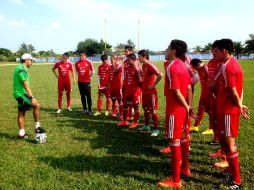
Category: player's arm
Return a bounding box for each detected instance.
[22,80,38,105]
[71,69,76,84]
[172,89,189,111]
[52,64,58,79]
[147,72,163,89]
[90,61,95,78]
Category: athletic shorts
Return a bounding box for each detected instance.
[165,114,188,139]
[16,94,33,112]
[58,79,71,93]
[110,89,122,100]
[123,94,140,105]
[142,93,158,111]
[98,88,110,98]
[217,114,240,137]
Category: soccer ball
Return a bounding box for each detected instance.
[35,133,47,144]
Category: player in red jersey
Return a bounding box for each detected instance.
[212,39,249,189]
[109,54,123,117]
[189,59,210,132]
[52,52,76,113]
[75,52,94,115]
[137,49,162,137]
[158,40,194,189]
[94,54,111,116]
[117,53,142,128]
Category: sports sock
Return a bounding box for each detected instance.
[227,151,241,184]
[170,141,181,183]
[181,136,190,171]
[66,91,71,108]
[123,107,128,121]
[19,129,25,136]
[152,113,159,129]
[106,98,110,111]
[133,104,140,123]
[128,105,133,118]
[35,121,40,129]
[97,98,102,112]
[112,100,117,115]
[144,111,150,126]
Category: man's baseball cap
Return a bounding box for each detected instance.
[21,53,35,61]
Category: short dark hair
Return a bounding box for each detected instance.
[80,52,86,55]
[138,49,149,60]
[63,52,69,57]
[212,40,220,49]
[190,58,202,67]
[217,39,234,54]
[127,53,136,61]
[169,39,187,58]
[125,45,133,52]
[101,54,108,61]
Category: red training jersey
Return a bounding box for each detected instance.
[98,63,110,89]
[109,63,122,90]
[166,58,191,116]
[75,59,93,82]
[198,64,209,97]
[53,61,73,79]
[142,61,161,94]
[216,57,243,114]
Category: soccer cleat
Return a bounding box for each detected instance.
[150,129,160,137]
[117,115,123,120]
[208,150,224,158]
[157,178,182,189]
[129,122,138,129]
[83,110,88,114]
[214,160,229,168]
[138,125,150,131]
[227,180,241,189]
[94,111,101,116]
[202,128,214,135]
[111,113,117,117]
[117,121,130,127]
[190,125,199,132]
[160,146,171,154]
[127,116,134,121]
[18,133,29,139]
[56,109,62,114]
[105,111,109,116]
[35,127,46,134]
[181,168,191,177]
[67,107,72,112]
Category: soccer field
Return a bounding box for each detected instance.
[0,60,253,190]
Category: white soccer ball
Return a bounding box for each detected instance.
[35,133,47,144]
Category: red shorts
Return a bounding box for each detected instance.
[98,88,110,98]
[110,88,122,100]
[58,79,71,93]
[123,94,140,105]
[142,93,158,111]
[165,114,188,139]
[217,114,240,137]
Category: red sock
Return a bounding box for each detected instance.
[106,98,110,111]
[133,104,140,123]
[112,100,117,115]
[169,141,181,183]
[98,98,102,112]
[66,91,71,108]
[152,113,159,129]
[226,151,241,184]
[119,103,123,116]
[123,107,128,121]
[144,111,150,126]
[128,105,133,118]
[58,92,63,109]
[180,136,190,171]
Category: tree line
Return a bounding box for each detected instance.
[1,34,254,62]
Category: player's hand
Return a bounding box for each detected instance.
[31,98,39,106]
[189,107,197,119]
[147,85,154,90]
[241,105,250,120]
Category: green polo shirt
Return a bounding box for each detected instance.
[13,63,30,99]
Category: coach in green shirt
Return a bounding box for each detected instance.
[13,53,46,141]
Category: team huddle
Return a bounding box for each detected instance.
[13,38,249,189]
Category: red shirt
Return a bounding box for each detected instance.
[164,60,171,96]
[109,63,122,90]
[142,61,161,94]
[53,61,73,79]
[75,59,93,82]
[184,55,199,85]
[198,64,209,97]
[166,58,191,116]
[208,58,220,82]
[98,63,110,89]
[123,64,142,96]
[216,58,243,114]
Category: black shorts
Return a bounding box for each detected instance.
[16,94,33,112]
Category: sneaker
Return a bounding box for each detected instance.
[117,115,123,120]
[157,178,182,189]
[202,128,214,135]
[127,116,134,121]
[150,129,160,137]
[35,127,46,134]
[214,160,229,168]
[227,180,241,189]
[88,111,93,116]
[210,141,220,145]
[18,133,29,139]
[105,111,109,116]
[190,125,199,132]
[94,111,101,116]
[56,109,62,114]
[181,168,191,177]
[111,113,117,117]
[129,121,138,129]
[138,125,150,132]
[117,121,130,127]
[160,146,171,154]
[83,110,88,114]
[208,150,224,158]
[67,107,72,112]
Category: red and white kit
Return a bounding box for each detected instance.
[75,59,94,82]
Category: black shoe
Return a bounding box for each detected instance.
[18,133,29,139]
[210,141,220,145]
[88,111,93,116]
[35,127,46,134]
[227,180,241,189]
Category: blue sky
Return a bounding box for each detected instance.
[0,0,254,53]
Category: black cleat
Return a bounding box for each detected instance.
[35,127,46,134]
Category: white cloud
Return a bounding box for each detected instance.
[50,21,61,29]
[9,20,26,27]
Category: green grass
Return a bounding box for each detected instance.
[0,60,253,190]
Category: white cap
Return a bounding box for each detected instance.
[21,53,35,61]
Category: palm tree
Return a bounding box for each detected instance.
[234,42,243,59]
[193,46,202,53]
[202,43,212,53]
[245,34,254,53]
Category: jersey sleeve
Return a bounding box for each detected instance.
[69,62,73,72]
[52,62,58,70]
[135,66,143,82]
[18,68,29,81]
[168,66,180,89]
[147,62,160,75]
[225,66,236,88]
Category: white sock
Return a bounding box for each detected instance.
[19,129,25,136]
[35,121,40,129]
